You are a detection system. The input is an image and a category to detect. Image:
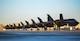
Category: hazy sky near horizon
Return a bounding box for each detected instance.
[0,0,80,24]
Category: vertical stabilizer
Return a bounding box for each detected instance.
[25,20,29,25]
[18,23,21,26]
[10,25,13,27]
[20,22,24,26]
[13,23,16,27]
[6,25,9,27]
[60,14,64,22]
[47,14,54,22]
[37,17,43,23]
[31,19,36,24]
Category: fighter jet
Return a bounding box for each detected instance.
[30,19,37,28]
[37,17,45,27]
[4,24,16,29]
[4,22,25,29]
[4,24,13,29]
[46,14,54,27]
[54,14,79,28]
[25,19,39,30]
[13,22,25,29]
[4,14,79,30]
[36,14,54,30]
[37,14,54,27]
[16,23,23,29]
[25,20,31,28]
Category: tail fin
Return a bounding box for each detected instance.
[31,19,36,24]
[18,23,21,26]
[13,23,16,27]
[25,20,29,25]
[60,14,64,22]
[6,25,9,27]
[20,22,24,26]
[37,17,43,23]
[47,14,54,22]
[10,24,13,27]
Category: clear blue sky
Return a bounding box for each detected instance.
[0,0,80,24]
